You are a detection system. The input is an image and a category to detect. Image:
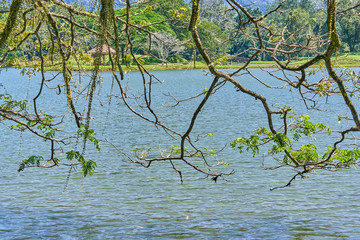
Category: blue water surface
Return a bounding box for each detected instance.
[1,68,360,239]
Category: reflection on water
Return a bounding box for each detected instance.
[1,68,360,239]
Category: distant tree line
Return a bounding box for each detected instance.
[1,0,359,65]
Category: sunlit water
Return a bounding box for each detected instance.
[1,68,360,239]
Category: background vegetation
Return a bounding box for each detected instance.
[1,0,359,68]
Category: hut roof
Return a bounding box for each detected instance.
[87,44,117,55]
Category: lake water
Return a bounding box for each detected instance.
[1,68,360,239]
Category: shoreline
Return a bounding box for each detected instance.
[3,54,360,72]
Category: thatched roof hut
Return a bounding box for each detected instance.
[87,44,117,55]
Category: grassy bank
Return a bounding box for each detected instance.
[291,53,360,68]
[80,53,360,71]
[11,53,360,72]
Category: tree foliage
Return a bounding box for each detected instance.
[1,0,360,189]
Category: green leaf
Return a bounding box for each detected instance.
[66,150,97,177]
[18,155,44,172]
[220,160,230,167]
[78,124,101,150]
[82,160,97,177]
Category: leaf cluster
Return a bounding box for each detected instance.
[231,114,358,168]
